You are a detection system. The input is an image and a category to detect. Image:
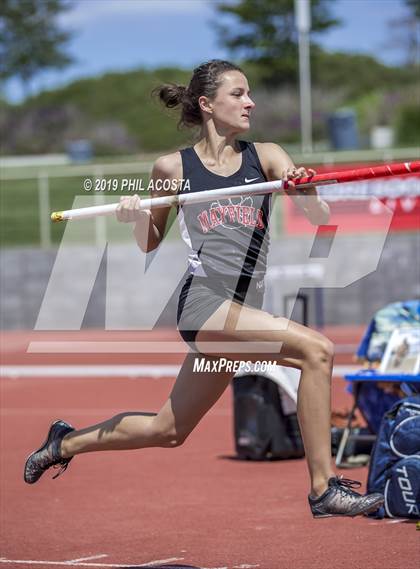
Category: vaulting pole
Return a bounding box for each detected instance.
[51,161,420,222]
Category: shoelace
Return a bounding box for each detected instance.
[333,477,362,497]
[51,458,71,480]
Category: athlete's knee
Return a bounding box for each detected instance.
[161,428,190,448]
[150,421,191,448]
[319,337,335,362]
[303,336,334,369]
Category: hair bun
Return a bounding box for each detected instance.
[154,83,186,109]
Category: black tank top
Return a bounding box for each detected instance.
[178,141,271,279]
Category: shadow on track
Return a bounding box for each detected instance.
[125,565,201,569]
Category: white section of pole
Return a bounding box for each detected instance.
[295,0,313,154]
[52,178,285,222]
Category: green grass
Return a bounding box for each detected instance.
[0,167,185,247]
[1,178,43,246]
[0,172,154,247]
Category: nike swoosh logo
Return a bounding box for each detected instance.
[245,177,260,183]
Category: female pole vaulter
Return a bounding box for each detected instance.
[24,60,384,518]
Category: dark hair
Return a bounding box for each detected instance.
[153,59,243,128]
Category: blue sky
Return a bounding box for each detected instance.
[3,0,411,102]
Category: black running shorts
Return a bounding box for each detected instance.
[177,274,265,351]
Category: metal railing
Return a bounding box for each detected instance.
[1,161,154,248]
[1,147,418,248]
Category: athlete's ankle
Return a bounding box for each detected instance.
[60,433,74,459]
[310,474,334,498]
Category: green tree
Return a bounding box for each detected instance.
[0,0,74,97]
[386,0,420,66]
[215,0,339,85]
[403,0,420,64]
[406,0,420,19]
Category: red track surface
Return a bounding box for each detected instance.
[1,329,418,569]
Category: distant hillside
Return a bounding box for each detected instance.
[1,53,417,155]
[1,67,196,155]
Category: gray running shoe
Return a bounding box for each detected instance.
[24,420,74,484]
[308,476,384,518]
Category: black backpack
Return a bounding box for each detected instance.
[232,374,304,460]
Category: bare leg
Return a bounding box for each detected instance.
[61,352,234,458]
[195,301,336,497]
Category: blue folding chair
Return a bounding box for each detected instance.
[336,300,420,467]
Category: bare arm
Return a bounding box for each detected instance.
[255,142,330,225]
[116,152,182,252]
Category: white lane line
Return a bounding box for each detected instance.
[26,341,359,354]
[66,555,108,563]
[0,365,180,378]
[27,341,188,354]
[0,559,183,568]
[138,559,184,567]
[0,364,358,379]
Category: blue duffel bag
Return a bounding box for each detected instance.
[384,456,420,518]
[367,395,420,519]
